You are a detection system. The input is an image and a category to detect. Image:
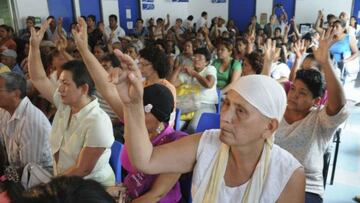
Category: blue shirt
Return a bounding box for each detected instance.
[11,64,24,76]
[329,34,352,62]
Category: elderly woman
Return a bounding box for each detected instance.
[99,32,305,202]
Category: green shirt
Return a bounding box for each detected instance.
[212,58,242,89]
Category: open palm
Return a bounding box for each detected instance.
[313,28,336,65]
[30,19,51,48]
[110,49,144,105]
[72,17,89,52]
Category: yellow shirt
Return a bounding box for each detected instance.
[49,90,115,186]
[0,64,11,74]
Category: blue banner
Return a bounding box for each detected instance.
[142,3,155,10]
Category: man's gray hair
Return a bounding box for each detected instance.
[0,72,27,98]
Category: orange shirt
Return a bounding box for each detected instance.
[0,39,17,50]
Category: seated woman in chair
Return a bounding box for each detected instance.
[274,30,349,203]
[121,84,186,202]
[72,18,185,203]
[104,45,305,202]
[170,47,218,133]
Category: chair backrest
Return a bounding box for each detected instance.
[216,88,222,113]
[110,140,123,184]
[195,113,220,133]
[174,108,182,131]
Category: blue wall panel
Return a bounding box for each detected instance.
[353,0,360,24]
[229,0,256,33]
[79,0,102,23]
[118,0,140,33]
[47,0,74,32]
[273,0,295,21]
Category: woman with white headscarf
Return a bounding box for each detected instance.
[99,38,305,202]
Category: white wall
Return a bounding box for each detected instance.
[140,0,189,26]
[14,0,49,29]
[255,0,273,24]
[188,0,229,23]
[295,0,353,24]
[101,0,120,27]
[73,0,81,18]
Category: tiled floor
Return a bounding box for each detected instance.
[323,105,360,203]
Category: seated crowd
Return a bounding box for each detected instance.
[0,5,356,203]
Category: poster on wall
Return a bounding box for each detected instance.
[212,0,226,3]
[142,0,154,2]
[142,3,155,10]
[172,0,189,2]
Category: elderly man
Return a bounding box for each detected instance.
[1,49,23,76]
[0,72,52,172]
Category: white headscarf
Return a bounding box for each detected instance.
[195,75,287,203]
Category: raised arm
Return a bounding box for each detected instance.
[28,19,57,104]
[72,17,125,121]
[313,29,346,115]
[261,39,277,76]
[289,40,306,81]
[314,10,325,33]
[111,51,200,174]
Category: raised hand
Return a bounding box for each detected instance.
[30,19,51,48]
[293,39,306,59]
[263,38,277,62]
[72,17,89,52]
[312,28,336,65]
[110,49,143,105]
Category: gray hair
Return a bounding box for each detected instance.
[0,72,27,98]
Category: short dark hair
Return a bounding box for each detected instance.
[100,54,120,67]
[109,14,117,22]
[136,18,144,23]
[87,15,96,22]
[26,16,35,24]
[201,11,208,17]
[187,15,194,21]
[0,72,27,99]
[47,16,55,20]
[20,176,115,203]
[194,47,211,62]
[295,69,325,98]
[47,49,62,66]
[61,60,95,96]
[244,52,264,74]
[139,47,170,78]
[0,24,11,32]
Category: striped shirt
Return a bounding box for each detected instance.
[0,97,53,170]
[95,91,119,122]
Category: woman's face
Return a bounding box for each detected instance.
[26,20,34,29]
[241,58,255,76]
[145,112,161,134]
[287,79,319,112]
[217,44,231,59]
[139,58,156,79]
[236,41,246,52]
[350,17,356,27]
[220,90,271,146]
[93,46,105,60]
[333,22,345,36]
[125,47,139,60]
[183,41,193,55]
[192,53,207,71]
